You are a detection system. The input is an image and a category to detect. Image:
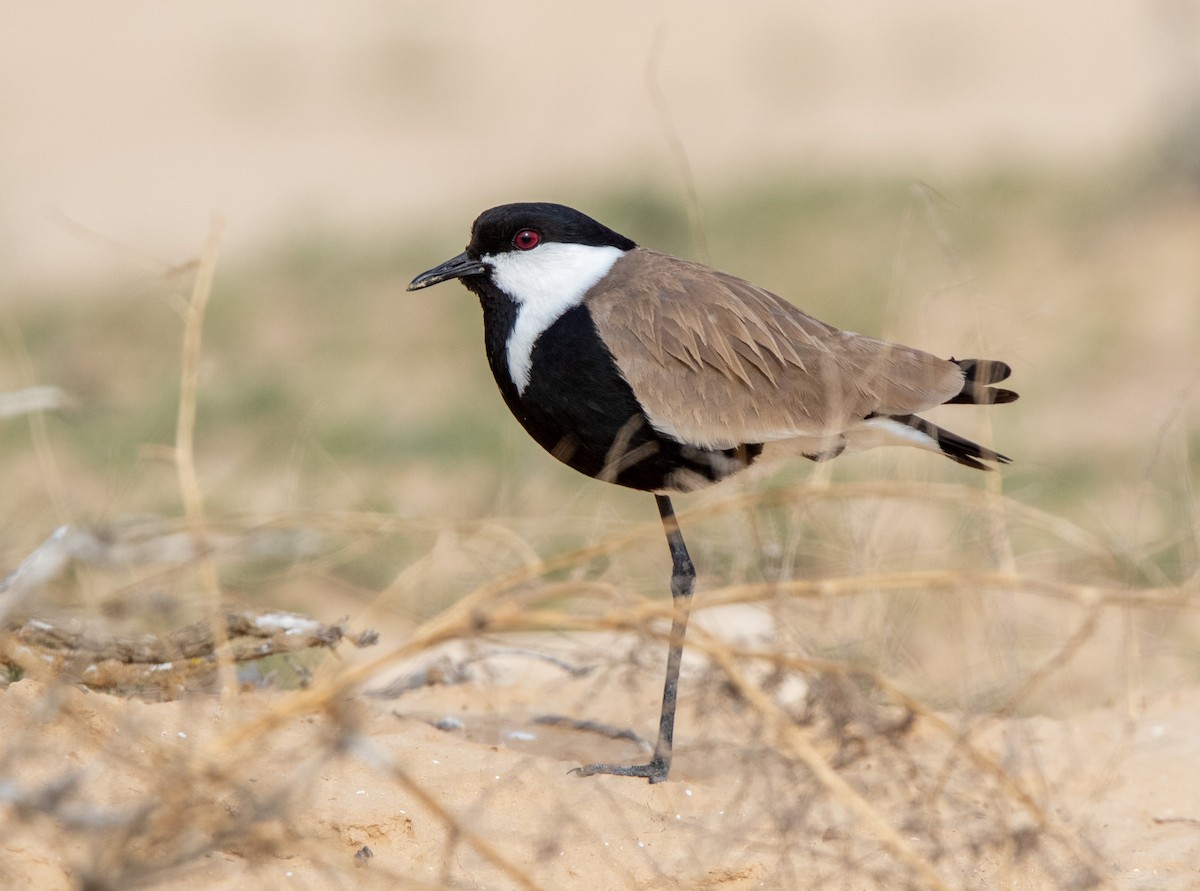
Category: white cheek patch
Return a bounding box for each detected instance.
[487,242,626,393]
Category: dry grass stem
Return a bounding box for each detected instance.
[173,216,235,697]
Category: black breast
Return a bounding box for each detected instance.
[478,293,760,492]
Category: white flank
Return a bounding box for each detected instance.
[486,243,626,393]
[842,416,941,454]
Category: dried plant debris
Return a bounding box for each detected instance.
[366,647,594,700]
[0,385,74,420]
[1,520,327,619]
[0,609,376,698]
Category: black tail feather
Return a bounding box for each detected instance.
[954,358,1012,384]
[892,413,1011,471]
[946,358,1019,405]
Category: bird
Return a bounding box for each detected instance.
[408,202,1017,783]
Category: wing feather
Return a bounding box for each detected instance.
[586,249,964,449]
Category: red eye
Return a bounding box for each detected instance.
[513,228,541,251]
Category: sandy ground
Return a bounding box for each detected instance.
[1,622,1198,891]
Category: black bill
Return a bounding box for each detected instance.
[407,252,488,291]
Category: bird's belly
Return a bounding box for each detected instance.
[515,393,762,492]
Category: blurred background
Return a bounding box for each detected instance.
[1,0,1198,681]
[3,2,1198,287]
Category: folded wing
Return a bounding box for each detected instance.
[586,249,967,449]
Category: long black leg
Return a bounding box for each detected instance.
[574,494,695,783]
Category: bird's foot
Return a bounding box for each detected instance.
[570,757,670,784]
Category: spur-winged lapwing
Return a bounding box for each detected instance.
[409,202,1017,783]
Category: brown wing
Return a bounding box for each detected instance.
[585,248,965,449]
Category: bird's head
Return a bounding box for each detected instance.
[407,203,637,305]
